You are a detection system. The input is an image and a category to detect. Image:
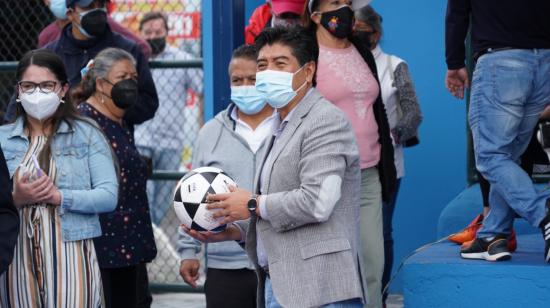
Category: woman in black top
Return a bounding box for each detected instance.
[0,146,19,275]
[72,47,157,308]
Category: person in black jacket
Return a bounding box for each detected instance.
[0,146,19,276]
[302,1,396,307]
[3,0,158,129]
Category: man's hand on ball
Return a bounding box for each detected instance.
[179,259,200,288]
[181,224,242,243]
[206,186,251,224]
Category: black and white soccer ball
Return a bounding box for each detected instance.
[174,167,236,232]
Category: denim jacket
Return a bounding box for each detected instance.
[0,116,118,242]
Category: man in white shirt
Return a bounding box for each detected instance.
[184,26,365,308]
[178,44,276,308]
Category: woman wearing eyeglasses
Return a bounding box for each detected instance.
[0,49,118,308]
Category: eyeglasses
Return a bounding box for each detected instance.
[18,81,60,94]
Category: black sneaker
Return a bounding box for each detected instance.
[460,235,511,261]
[539,201,550,263]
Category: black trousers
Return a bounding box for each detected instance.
[101,265,139,308]
[204,268,258,308]
[137,263,152,308]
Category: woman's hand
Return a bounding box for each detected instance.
[13,171,61,208]
[206,186,252,224]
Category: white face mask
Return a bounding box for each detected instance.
[19,91,62,121]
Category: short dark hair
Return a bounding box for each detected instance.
[355,5,383,36]
[254,25,318,86]
[302,0,319,31]
[229,45,257,76]
[231,44,258,62]
[139,12,169,32]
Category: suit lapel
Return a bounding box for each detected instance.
[260,89,323,193]
[254,135,275,195]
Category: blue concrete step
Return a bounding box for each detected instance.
[402,234,550,308]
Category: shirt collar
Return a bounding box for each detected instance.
[279,88,314,124]
[372,44,383,59]
[8,117,25,138]
[9,116,74,139]
[230,107,279,131]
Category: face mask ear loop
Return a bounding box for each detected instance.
[293,64,310,93]
[97,78,113,103]
[293,65,304,76]
[56,82,66,104]
[295,80,308,94]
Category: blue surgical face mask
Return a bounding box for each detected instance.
[230,85,267,115]
[255,66,307,109]
[49,0,67,19]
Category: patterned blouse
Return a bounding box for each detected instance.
[0,136,104,307]
[78,102,157,268]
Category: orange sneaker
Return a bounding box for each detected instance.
[462,230,517,252]
[507,230,517,252]
[449,214,484,244]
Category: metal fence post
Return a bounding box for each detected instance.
[202,0,245,122]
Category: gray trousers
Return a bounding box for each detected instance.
[360,167,384,308]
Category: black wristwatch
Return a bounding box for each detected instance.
[248,194,258,216]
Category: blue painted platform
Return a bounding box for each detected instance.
[402,184,550,308]
[402,234,550,308]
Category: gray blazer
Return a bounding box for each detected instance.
[235,88,367,308]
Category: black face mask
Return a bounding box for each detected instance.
[147,37,166,55]
[80,8,108,38]
[354,31,376,49]
[104,79,138,109]
[320,6,354,39]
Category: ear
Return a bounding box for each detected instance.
[310,11,322,25]
[66,7,77,23]
[95,77,106,94]
[373,32,382,46]
[305,61,316,84]
[60,83,70,99]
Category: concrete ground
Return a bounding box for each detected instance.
[151,292,404,308]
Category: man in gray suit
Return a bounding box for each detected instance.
[184,26,366,308]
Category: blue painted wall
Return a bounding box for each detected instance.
[237,0,467,293]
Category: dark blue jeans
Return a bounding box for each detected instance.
[382,179,401,301]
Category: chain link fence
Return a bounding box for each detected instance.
[0,0,207,291]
